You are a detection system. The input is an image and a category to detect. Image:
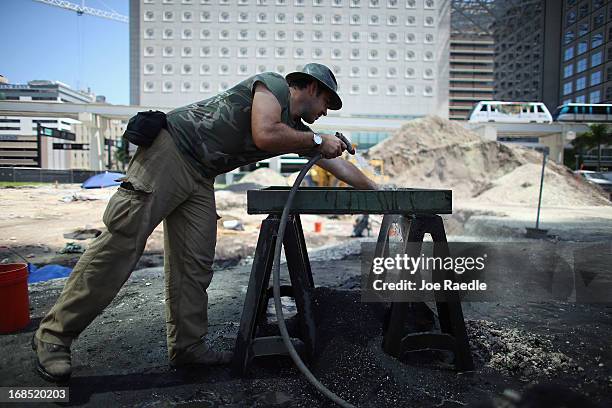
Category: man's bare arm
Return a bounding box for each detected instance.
[251,83,345,157]
[316,158,378,190]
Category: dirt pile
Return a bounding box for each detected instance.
[467,319,576,378]
[238,168,286,186]
[366,115,609,206]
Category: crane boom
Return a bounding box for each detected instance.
[33,0,128,23]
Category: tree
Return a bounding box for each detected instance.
[572,123,612,171]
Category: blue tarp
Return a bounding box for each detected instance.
[81,171,125,189]
[28,264,73,283]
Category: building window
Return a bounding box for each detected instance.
[369,32,379,42]
[312,48,323,58]
[387,85,397,95]
[576,76,586,91]
[238,0,249,4]
[406,0,415,8]
[219,47,230,58]
[592,32,603,48]
[333,0,342,6]
[331,49,342,59]
[276,30,286,40]
[219,65,230,75]
[313,30,323,41]
[593,12,604,28]
[563,81,573,95]
[578,2,589,19]
[423,68,434,79]
[592,51,603,66]
[405,33,415,43]
[332,14,342,24]
[424,86,433,96]
[200,64,210,75]
[181,64,192,74]
[163,28,173,39]
[201,29,211,40]
[257,30,267,40]
[144,63,155,74]
[163,46,173,57]
[277,0,286,4]
[239,12,249,22]
[566,10,576,27]
[577,58,587,72]
[277,65,286,73]
[387,49,397,60]
[144,10,154,21]
[350,14,361,24]
[162,81,173,93]
[424,16,434,26]
[238,47,248,58]
[564,29,575,45]
[219,11,230,22]
[350,66,360,77]
[276,47,286,57]
[564,46,574,61]
[387,15,398,25]
[589,90,601,103]
[350,48,360,59]
[295,48,304,58]
[578,22,589,37]
[182,47,192,57]
[405,50,416,61]
[368,49,379,60]
[200,46,211,57]
[313,0,323,5]
[563,64,573,78]
[387,67,397,78]
[405,85,415,95]
[350,0,360,7]
[295,0,304,4]
[257,47,267,57]
[276,13,286,23]
[182,11,192,22]
[219,30,230,40]
[387,0,398,8]
[577,41,588,55]
[200,11,210,22]
[144,28,154,39]
[313,14,324,24]
[258,12,268,23]
[181,81,192,92]
[350,32,360,42]
[424,34,434,44]
[163,11,174,21]
[200,82,210,93]
[369,0,379,7]
[182,29,193,40]
[368,85,379,95]
[238,29,248,40]
[590,71,601,86]
[219,82,229,91]
[406,15,415,26]
[295,13,304,23]
[405,67,415,78]
[575,94,586,103]
[424,51,434,61]
[368,66,379,77]
[294,30,304,41]
[332,31,342,41]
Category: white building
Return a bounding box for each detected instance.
[0,81,125,170]
[130,0,450,142]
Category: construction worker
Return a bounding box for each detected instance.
[32,63,377,382]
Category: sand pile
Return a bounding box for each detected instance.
[467,319,576,378]
[238,168,286,186]
[366,115,609,206]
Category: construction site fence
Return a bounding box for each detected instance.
[0,167,122,184]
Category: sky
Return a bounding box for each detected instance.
[1,0,130,105]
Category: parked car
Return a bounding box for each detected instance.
[574,170,612,200]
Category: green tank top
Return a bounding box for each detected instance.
[166,72,311,178]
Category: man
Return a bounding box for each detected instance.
[33,63,377,382]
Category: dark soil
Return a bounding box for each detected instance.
[1,254,610,407]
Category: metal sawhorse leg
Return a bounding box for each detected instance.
[375,214,474,371]
[232,214,316,375]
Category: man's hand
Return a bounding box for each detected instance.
[318,133,347,159]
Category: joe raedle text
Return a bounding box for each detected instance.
[372,279,487,292]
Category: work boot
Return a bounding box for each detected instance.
[169,342,233,368]
[31,335,71,383]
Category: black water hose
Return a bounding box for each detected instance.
[272,135,357,408]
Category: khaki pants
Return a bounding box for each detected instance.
[36,130,217,360]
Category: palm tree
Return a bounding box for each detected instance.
[572,123,612,171]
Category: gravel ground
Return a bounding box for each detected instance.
[1,237,611,408]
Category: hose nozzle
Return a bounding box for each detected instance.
[335,132,355,155]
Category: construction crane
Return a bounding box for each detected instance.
[33,0,128,23]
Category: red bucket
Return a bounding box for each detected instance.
[0,263,30,333]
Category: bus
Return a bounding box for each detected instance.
[468,101,552,123]
[552,103,612,122]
